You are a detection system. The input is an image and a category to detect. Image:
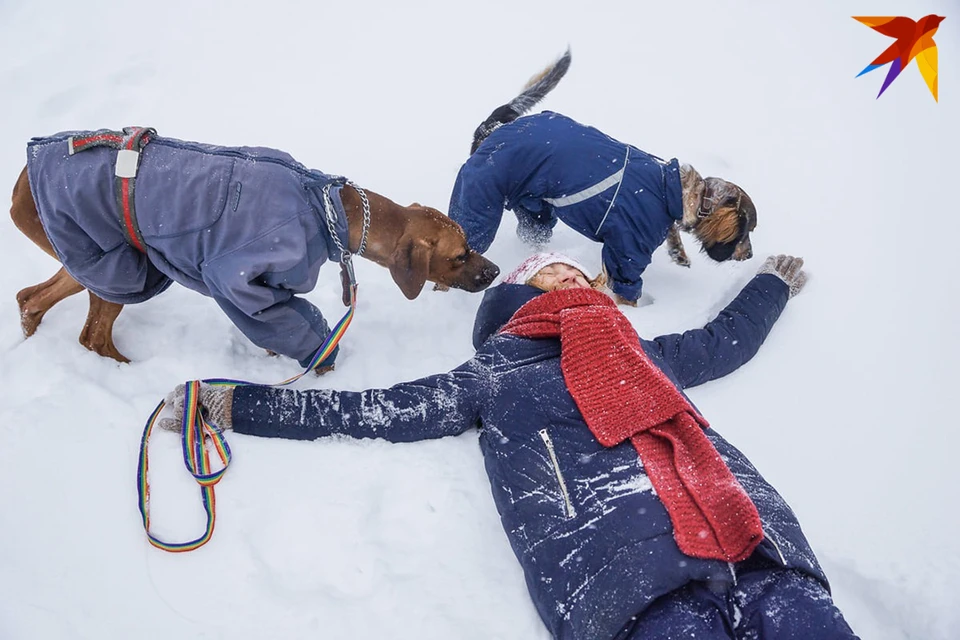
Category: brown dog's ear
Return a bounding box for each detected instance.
[389,235,431,300]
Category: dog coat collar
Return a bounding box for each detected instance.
[68,127,156,253]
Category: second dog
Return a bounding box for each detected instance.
[449,51,756,305]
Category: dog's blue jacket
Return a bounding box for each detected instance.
[448,112,684,302]
[230,274,828,640]
[26,132,350,366]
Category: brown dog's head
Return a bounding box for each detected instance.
[388,205,500,299]
[691,178,757,262]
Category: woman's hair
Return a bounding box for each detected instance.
[588,268,608,291]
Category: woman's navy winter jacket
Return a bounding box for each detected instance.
[448,111,684,301]
[231,274,828,640]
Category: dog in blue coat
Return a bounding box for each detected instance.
[450,50,757,305]
[11,129,499,365]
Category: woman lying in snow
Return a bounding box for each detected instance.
[163,252,858,640]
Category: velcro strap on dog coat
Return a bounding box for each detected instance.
[68,127,156,253]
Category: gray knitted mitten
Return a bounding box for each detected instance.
[757,254,807,298]
[158,383,235,432]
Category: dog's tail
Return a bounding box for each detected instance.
[470,47,572,155]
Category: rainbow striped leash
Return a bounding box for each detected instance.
[137,282,358,552]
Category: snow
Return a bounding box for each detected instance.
[1,0,957,638]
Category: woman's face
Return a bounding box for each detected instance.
[528,263,592,291]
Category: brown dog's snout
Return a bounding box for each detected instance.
[474,259,500,287]
[441,252,500,293]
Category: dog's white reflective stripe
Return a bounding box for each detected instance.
[594,146,630,234]
[544,165,625,208]
[541,146,630,236]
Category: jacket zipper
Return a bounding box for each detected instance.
[763,527,788,566]
[538,429,576,518]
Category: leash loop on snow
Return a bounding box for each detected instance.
[136,381,232,552]
[137,284,359,552]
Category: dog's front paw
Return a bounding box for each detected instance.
[432,283,450,292]
[668,246,691,268]
[614,294,639,307]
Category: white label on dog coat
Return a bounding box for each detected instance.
[115,149,140,178]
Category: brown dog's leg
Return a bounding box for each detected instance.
[10,166,58,259]
[11,164,129,362]
[666,223,691,267]
[79,292,129,363]
[16,267,84,337]
[11,165,87,336]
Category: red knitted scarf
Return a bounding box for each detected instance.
[500,288,763,562]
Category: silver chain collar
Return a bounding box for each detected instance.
[321,180,371,267]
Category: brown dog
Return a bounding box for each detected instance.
[12,129,499,364]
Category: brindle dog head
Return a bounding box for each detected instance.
[389,204,500,299]
[692,178,757,262]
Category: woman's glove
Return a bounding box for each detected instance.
[757,254,807,298]
[158,383,235,432]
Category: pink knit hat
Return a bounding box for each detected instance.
[502,252,593,285]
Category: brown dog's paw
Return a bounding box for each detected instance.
[313,364,335,376]
[432,283,450,292]
[614,294,639,307]
[16,284,51,337]
[78,328,130,363]
[17,302,44,338]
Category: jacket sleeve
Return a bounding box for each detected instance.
[201,217,332,365]
[649,274,790,388]
[447,151,513,254]
[230,356,487,442]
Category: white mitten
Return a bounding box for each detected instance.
[757,254,807,298]
[158,383,234,432]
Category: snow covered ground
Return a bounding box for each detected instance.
[1,1,957,638]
